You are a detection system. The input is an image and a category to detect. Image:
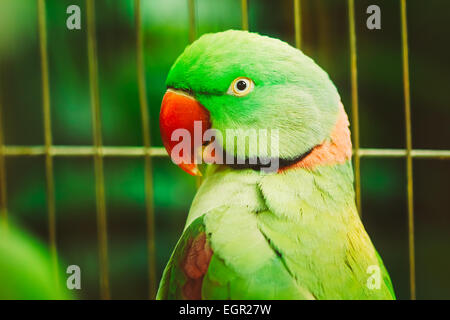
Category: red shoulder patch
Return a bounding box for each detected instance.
[182,232,213,299]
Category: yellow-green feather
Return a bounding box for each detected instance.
[157,162,395,299]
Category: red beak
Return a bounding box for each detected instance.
[160,89,211,176]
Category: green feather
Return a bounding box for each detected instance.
[158,30,395,300]
[166,30,340,160]
[158,162,395,299]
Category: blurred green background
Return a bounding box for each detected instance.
[0,0,449,299]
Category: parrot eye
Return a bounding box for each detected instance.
[227,77,254,97]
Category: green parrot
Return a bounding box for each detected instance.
[157,30,395,300]
[0,220,71,299]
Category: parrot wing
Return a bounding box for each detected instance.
[255,209,396,300]
[156,213,211,300]
[156,206,315,300]
[157,163,395,300]
[375,250,396,299]
[254,163,396,300]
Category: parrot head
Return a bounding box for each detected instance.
[160,30,342,176]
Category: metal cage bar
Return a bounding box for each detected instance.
[86,0,110,300]
[188,0,203,189]
[294,0,302,50]
[3,145,167,157]
[37,0,59,283]
[135,0,157,299]
[0,76,6,231]
[3,145,450,159]
[400,0,416,300]
[241,0,249,31]
[188,0,196,44]
[359,148,450,159]
[347,0,362,216]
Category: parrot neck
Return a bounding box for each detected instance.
[279,103,352,172]
[220,103,351,173]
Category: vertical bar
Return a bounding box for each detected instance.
[347,0,362,216]
[0,82,7,231]
[400,0,416,300]
[241,0,249,31]
[37,0,58,280]
[294,0,302,49]
[86,0,110,300]
[187,0,202,188]
[188,0,196,44]
[135,0,157,299]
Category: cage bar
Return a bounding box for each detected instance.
[241,0,249,31]
[360,148,450,159]
[86,0,110,300]
[37,0,59,283]
[3,145,450,160]
[186,0,203,189]
[400,0,416,300]
[135,0,157,299]
[3,145,167,157]
[188,0,196,44]
[0,81,7,230]
[347,0,362,216]
[294,0,302,50]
